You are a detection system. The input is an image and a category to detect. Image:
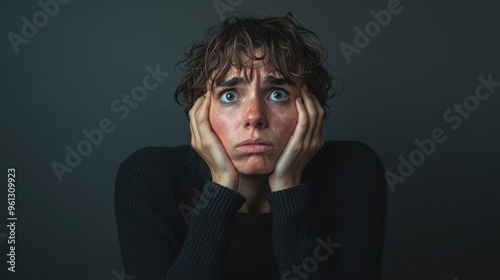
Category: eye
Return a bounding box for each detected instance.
[219,91,239,103]
[268,89,290,102]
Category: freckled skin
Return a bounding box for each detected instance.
[208,60,300,176]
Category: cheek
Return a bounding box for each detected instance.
[209,108,232,146]
[283,116,298,138]
[273,109,298,146]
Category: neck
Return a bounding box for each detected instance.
[237,173,271,214]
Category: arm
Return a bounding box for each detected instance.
[165,181,245,279]
[267,141,387,279]
[268,183,335,280]
[114,148,245,279]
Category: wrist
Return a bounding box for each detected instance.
[269,176,300,192]
[212,172,238,191]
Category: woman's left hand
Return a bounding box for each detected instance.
[269,83,325,192]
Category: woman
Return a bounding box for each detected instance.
[115,13,387,280]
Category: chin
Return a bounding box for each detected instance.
[234,159,275,175]
[238,168,273,176]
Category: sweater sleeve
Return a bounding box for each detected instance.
[267,141,387,279]
[114,147,245,280]
[165,181,246,279]
[267,183,334,279]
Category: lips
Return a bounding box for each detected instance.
[236,139,274,153]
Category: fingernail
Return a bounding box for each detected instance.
[297,97,303,104]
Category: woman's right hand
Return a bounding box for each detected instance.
[189,92,239,191]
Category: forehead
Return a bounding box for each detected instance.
[224,61,282,81]
[209,48,293,89]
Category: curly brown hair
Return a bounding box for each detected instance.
[174,12,341,117]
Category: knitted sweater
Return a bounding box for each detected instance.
[114,140,387,280]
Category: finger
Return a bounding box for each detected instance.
[196,92,213,146]
[310,91,325,148]
[189,118,196,147]
[189,94,205,120]
[195,93,206,119]
[300,85,318,147]
[189,97,202,146]
[289,95,309,150]
[189,95,206,148]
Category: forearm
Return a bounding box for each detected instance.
[165,181,245,279]
[268,183,335,280]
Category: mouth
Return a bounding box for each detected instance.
[235,139,274,154]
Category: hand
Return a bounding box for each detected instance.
[268,84,325,191]
[189,92,239,190]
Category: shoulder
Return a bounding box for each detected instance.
[114,145,208,221]
[116,145,193,177]
[312,140,385,173]
[304,140,387,196]
[114,145,205,198]
[306,140,387,229]
[117,145,194,167]
[309,141,387,267]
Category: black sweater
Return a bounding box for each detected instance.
[114,140,387,280]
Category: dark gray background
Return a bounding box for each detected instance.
[1,0,499,279]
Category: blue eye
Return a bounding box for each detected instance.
[220,91,238,103]
[268,89,289,102]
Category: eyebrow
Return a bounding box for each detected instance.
[215,76,292,88]
[217,77,244,88]
[264,76,291,86]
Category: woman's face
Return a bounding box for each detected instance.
[208,57,301,175]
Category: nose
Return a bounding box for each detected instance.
[243,96,268,129]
